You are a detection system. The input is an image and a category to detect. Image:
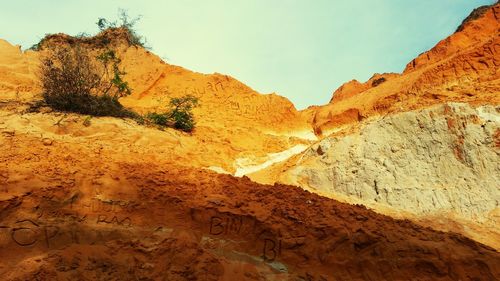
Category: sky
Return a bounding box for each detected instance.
[0,0,495,109]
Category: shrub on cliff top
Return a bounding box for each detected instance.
[29,9,147,51]
[40,46,136,118]
[97,9,147,48]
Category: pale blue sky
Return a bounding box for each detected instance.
[0,0,494,109]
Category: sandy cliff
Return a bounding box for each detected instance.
[0,3,499,280]
[0,39,39,99]
[251,3,500,250]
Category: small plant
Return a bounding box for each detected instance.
[97,9,147,48]
[96,50,131,96]
[145,112,170,126]
[145,95,199,132]
[168,95,199,131]
[83,116,92,127]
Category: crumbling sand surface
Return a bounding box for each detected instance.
[1,126,499,280]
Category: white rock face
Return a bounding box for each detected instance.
[235,144,309,177]
[282,103,499,226]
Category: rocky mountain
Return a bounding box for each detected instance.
[305,3,499,136]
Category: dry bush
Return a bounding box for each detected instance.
[40,46,136,117]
